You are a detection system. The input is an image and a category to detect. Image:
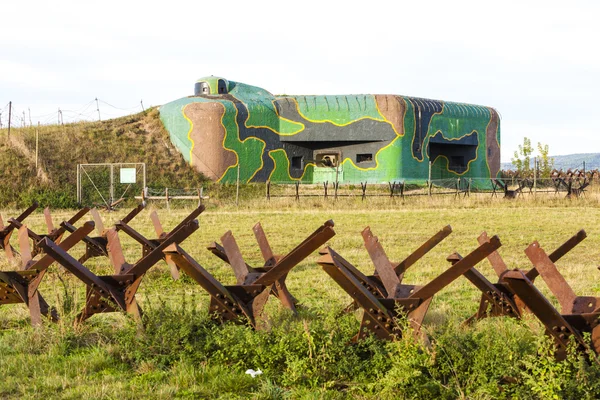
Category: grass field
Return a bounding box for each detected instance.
[2,196,600,399]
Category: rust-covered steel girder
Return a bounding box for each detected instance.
[164,220,336,329]
[61,204,144,264]
[8,206,91,259]
[117,205,205,280]
[463,229,587,323]
[503,251,600,360]
[0,221,95,325]
[317,227,501,341]
[39,218,198,324]
[339,225,453,314]
[0,202,39,262]
[206,221,315,313]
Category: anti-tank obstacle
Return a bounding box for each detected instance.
[1,202,600,362]
[461,229,587,324]
[317,227,502,341]
[163,220,336,329]
[0,222,94,325]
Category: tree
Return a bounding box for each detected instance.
[511,137,533,176]
[511,137,554,178]
[537,142,554,178]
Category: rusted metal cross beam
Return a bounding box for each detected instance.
[341,225,452,313]
[163,220,336,328]
[464,230,587,323]
[318,235,501,341]
[503,269,600,361]
[117,205,205,280]
[39,219,198,324]
[61,204,144,264]
[207,221,335,314]
[0,202,38,262]
[0,221,94,325]
[8,207,90,258]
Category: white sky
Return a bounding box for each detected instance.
[1,0,598,162]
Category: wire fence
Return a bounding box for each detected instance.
[128,175,593,210]
[0,98,146,129]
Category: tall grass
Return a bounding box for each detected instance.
[2,203,600,397]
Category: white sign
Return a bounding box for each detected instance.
[120,168,136,184]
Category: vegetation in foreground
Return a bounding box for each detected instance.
[2,201,600,398]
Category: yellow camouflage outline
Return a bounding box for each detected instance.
[215,99,266,183]
[291,96,386,127]
[409,100,445,163]
[242,97,305,136]
[429,130,479,177]
[182,104,196,166]
[485,107,501,178]
[267,149,315,182]
[339,95,406,172]
[373,95,406,137]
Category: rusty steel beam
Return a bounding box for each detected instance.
[8,207,91,258]
[341,225,453,313]
[61,204,145,264]
[0,221,95,325]
[117,205,205,280]
[208,220,335,314]
[169,220,335,327]
[254,220,335,286]
[39,219,199,323]
[163,245,265,329]
[318,235,501,341]
[503,270,600,361]
[467,229,587,322]
[0,202,39,261]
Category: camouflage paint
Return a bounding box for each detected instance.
[160,76,501,184]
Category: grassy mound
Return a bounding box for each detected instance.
[0,110,206,208]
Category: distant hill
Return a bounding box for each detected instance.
[501,153,600,171]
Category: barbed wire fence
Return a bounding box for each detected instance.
[0,98,147,131]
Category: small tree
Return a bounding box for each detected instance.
[511,137,533,176]
[537,142,554,178]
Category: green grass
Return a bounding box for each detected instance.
[0,110,206,208]
[2,199,600,398]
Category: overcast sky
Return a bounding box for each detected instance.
[1,0,598,162]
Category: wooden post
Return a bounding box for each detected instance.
[109,164,114,205]
[165,188,169,210]
[334,181,339,201]
[533,157,537,196]
[77,165,80,204]
[7,101,11,138]
[266,180,270,201]
[142,163,146,191]
[428,161,432,196]
[324,181,328,199]
[456,178,460,197]
[35,122,39,170]
[95,98,101,121]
